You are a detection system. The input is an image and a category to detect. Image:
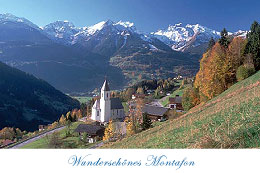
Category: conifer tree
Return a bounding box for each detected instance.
[219,28,230,48]
[245,21,260,70]
[207,37,216,51]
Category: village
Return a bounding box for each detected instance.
[67,78,185,146]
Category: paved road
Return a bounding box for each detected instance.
[10,126,65,149]
[90,142,104,149]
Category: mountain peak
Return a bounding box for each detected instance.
[0,13,40,30]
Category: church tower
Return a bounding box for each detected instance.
[100,79,111,122]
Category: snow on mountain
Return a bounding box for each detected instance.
[151,23,221,51]
[0,13,40,30]
[233,30,248,38]
[41,17,249,52]
[42,20,80,44]
[43,19,153,47]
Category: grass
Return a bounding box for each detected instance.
[21,122,98,149]
[122,102,129,114]
[72,97,92,104]
[101,71,260,148]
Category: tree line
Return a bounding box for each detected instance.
[183,21,260,110]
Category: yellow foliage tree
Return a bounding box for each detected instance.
[103,119,115,141]
[59,114,66,125]
[124,117,135,136]
[194,38,247,103]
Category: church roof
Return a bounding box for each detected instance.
[101,80,110,91]
[111,98,124,109]
[93,99,100,109]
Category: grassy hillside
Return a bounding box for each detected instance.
[102,71,260,148]
[21,122,99,149]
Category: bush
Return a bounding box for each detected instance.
[236,65,255,81]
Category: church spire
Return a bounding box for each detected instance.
[101,79,110,91]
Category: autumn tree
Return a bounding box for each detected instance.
[0,127,16,140]
[136,87,144,94]
[135,98,144,126]
[59,114,66,125]
[224,37,248,87]
[124,117,135,136]
[103,119,116,141]
[194,42,227,101]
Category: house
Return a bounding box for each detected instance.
[132,93,146,100]
[38,125,48,131]
[142,104,169,121]
[74,124,105,143]
[91,80,125,122]
[168,95,184,112]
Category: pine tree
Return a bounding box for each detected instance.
[245,21,260,70]
[219,28,230,48]
[141,112,152,130]
[207,37,216,51]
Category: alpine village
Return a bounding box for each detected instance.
[1,13,260,149]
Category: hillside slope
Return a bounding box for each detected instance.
[102,71,260,148]
[0,62,80,131]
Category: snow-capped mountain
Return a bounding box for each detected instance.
[72,20,138,44]
[151,23,221,51]
[151,23,248,53]
[42,20,80,45]
[0,13,40,30]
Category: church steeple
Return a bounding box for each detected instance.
[101,79,110,91]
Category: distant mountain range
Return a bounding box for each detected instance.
[0,13,248,93]
[0,61,80,131]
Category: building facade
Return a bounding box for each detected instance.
[91,80,125,122]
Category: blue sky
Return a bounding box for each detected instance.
[0,0,259,32]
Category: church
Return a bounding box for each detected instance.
[91,80,125,122]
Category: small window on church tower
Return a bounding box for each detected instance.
[107,93,108,98]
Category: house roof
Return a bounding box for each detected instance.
[142,105,169,117]
[169,96,182,104]
[101,80,110,91]
[74,124,105,136]
[111,98,124,109]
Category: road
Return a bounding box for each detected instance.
[90,142,104,149]
[10,126,65,149]
[148,99,164,107]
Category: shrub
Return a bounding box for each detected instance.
[236,65,255,81]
